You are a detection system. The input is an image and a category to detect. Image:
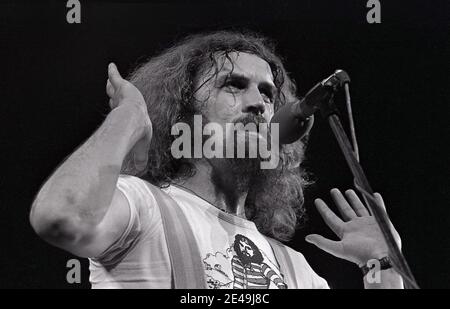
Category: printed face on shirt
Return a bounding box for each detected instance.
[239,239,254,258]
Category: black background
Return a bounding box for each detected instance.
[0,0,449,289]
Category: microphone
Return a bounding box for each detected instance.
[271,70,350,144]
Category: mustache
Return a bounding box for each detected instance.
[232,114,267,128]
[232,114,275,139]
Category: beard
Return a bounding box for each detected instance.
[206,113,308,241]
[211,154,306,242]
[211,113,269,195]
[209,153,261,211]
[244,167,306,241]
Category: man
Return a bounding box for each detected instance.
[30,31,402,288]
[231,234,287,289]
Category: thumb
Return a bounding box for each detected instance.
[132,123,152,172]
[133,141,149,172]
[108,63,123,89]
[305,234,343,258]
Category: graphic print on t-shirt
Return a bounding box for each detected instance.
[203,234,287,289]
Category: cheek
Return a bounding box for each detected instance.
[216,93,240,111]
[205,93,240,123]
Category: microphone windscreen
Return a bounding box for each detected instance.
[270,102,314,144]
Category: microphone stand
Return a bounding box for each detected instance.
[316,76,419,289]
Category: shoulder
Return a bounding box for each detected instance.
[117,175,162,208]
[116,174,166,233]
[117,174,158,194]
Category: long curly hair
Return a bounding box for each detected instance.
[123,31,310,242]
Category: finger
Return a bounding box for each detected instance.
[108,63,123,89]
[106,79,117,109]
[330,188,357,221]
[134,155,148,172]
[373,193,393,230]
[133,123,152,172]
[374,193,386,212]
[373,193,401,247]
[314,198,344,238]
[108,99,116,110]
[133,141,150,172]
[345,189,370,217]
[106,79,115,98]
[305,234,343,258]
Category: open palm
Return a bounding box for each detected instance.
[306,189,401,267]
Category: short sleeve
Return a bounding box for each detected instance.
[92,175,157,265]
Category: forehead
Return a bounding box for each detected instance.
[239,239,250,245]
[201,51,274,84]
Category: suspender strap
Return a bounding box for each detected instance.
[145,183,297,289]
[266,237,298,289]
[147,185,207,289]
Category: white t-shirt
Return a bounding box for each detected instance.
[89,175,328,289]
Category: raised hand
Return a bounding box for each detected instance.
[106,63,152,172]
[306,189,401,267]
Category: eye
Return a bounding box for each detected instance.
[223,79,246,92]
[260,91,273,104]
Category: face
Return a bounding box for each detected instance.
[238,239,254,258]
[194,52,277,192]
[195,52,276,128]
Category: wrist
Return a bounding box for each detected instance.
[109,103,151,146]
[356,248,389,267]
[360,256,393,277]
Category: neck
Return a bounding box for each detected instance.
[175,159,247,218]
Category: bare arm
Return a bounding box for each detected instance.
[30,63,152,258]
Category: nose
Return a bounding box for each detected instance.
[241,86,265,116]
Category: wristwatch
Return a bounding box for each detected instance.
[361,256,393,276]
